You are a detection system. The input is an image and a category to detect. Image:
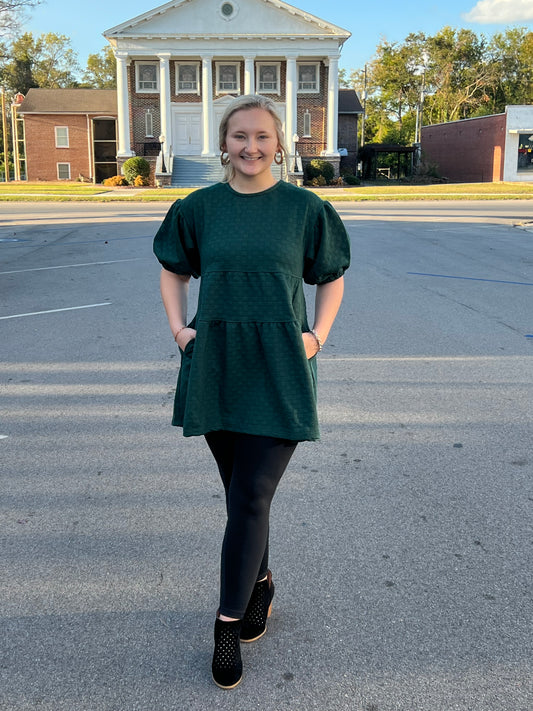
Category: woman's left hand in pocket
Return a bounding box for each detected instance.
[176,327,197,350]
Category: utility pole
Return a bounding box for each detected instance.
[360,64,367,148]
[1,87,9,182]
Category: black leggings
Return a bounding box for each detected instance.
[205,431,297,618]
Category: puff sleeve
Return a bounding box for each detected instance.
[153,199,201,278]
[303,200,350,285]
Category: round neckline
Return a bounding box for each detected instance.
[224,180,281,197]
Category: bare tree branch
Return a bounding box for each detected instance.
[0,1,41,36]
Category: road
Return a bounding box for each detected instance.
[1,200,532,711]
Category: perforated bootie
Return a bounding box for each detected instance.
[212,617,243,689]
[240,569,275,643]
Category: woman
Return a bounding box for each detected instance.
[153,94,350,689]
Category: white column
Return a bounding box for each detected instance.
[244,54,256,95]
[201,55,215,156]
[324,54,340,156]
[285,54,298,159]
[158,53,172,164]
[115,51,133,158]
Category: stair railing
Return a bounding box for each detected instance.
[156,144,173,175]
[167,145,173,175]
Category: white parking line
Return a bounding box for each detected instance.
[0,258,144,275]
[0,303,111,320]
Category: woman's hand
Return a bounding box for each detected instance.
[302,331,320,359]
[176,327,197,350]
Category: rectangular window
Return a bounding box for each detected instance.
[303,110,311,137]
[93,119,116,141]
[92,118,117,184]
[55,126,69,148]
[175,62,200,94]
[298,62,320,93]
[136,62,159,93]
[57,163,71,180]
[216,62,240,94]
[145,109,154,138]
[517,133,533,172]
[257,63,280,94]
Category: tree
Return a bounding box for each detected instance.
[487,27,533,112]
[32,32,80,87]
[424,27,496,124]
[338,67,350,88]
[0,32,38,93]
[371,32,427,135]
[341,24,524,146]
[81,46,116,89]
[0,31,80,92]
[0,0,40,36]
[342,35,428,145]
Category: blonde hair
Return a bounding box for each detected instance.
[218,94,288,182]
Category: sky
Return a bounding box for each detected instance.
[22,0,533,73]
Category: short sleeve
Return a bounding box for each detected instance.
[153,199,201,278]
[303,200,350,285]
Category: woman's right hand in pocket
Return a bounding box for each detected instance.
[176,327,197,350]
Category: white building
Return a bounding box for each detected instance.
[104,0,351,184]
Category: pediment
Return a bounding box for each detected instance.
[104,0,350,40]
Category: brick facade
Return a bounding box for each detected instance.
[128,58,330,154]
[24,114,95,181]
[295,63,328,153]
[421,114,507,183]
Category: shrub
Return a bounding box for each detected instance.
[123,156,151,183]
[305,159,335,185]
[103,175,129,187]
[309,175,327,187]
[134,174,150,187]
[343,174,360,186]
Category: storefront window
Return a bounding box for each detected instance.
[517,134,533,171]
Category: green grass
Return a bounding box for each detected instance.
[0,183,107,195]
[311,182,533,201]
[0,183,194,202]
[1,181,533,202]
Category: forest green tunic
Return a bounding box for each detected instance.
[153,180,350,441]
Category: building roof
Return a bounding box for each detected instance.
[104,0,351,43]
[338,89,363,114]
[18,89,117,115]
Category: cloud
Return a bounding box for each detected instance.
[463,0,533,23]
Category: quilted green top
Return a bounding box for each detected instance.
[153,180,350,441]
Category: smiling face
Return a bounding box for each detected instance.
[222,107,281,192]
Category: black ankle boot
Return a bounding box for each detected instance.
[212,617,243,689]
[240,569,275,643]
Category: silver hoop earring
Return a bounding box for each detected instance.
[220,152,230,167]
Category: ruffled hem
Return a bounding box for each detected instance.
[173,320,319,441]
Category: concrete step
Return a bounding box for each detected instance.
[171,155,286,187]
[171,156,223,187]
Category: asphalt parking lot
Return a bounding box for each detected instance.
[1,200,532,711]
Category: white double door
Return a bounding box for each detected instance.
[172,101,287,156]
[173,106,202,155]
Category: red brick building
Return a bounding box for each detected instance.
[18,89,117,182]
[16,0,358,185]
[104,0,352,184]
[421,105,533,183]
